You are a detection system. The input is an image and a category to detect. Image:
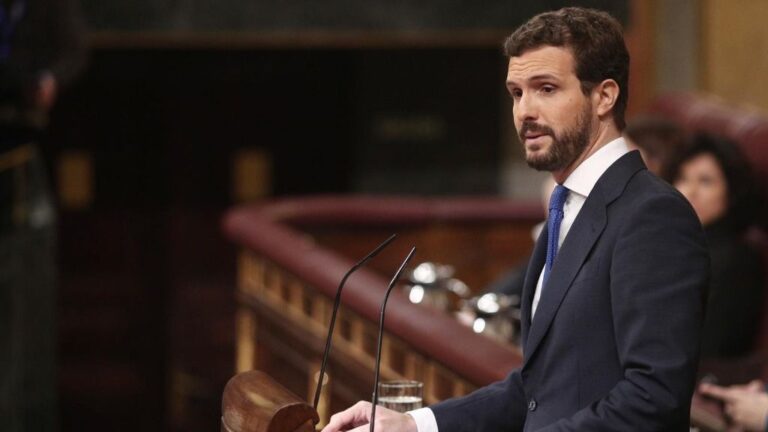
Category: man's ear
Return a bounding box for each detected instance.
[593,79,619,118]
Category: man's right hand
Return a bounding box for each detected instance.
[321,401,418,432]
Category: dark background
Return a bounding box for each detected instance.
[79,0,628,31]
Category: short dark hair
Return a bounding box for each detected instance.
[666,133,764,232]
[503,7,630,130]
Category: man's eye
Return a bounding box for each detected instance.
[512,89,522,99]
[541,86,555,93]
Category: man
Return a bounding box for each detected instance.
[322,7,708,431]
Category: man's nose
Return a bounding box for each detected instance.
[515,93,538,124]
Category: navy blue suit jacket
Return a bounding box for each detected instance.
[431,151,709,431]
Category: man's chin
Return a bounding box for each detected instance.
[526,154,562,172]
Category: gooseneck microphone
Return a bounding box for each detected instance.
[369,246,417,432]
[312,234,398,410]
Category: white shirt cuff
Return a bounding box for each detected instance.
[407,407,439,432]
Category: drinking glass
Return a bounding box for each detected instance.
[377,380,423,412]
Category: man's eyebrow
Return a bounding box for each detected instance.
[506,73,560,86]
[529,74,559,82]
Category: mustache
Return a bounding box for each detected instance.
[519,121,555,142]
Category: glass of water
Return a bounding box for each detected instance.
[377,380,423,412]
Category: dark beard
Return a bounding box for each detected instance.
[521,105,592,172]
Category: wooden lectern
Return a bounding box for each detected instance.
[221,371,319,432]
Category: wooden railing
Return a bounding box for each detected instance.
[223,196,540,424]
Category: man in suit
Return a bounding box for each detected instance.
[322,7,708,431]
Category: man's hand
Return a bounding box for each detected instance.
[699,382,768,431]
[321,401,418,432]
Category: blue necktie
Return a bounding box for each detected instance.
[544,185,569,284]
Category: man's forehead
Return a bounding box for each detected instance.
[506,45,576,83]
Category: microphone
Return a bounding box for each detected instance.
[369,246,417,432]
[312,234,398,410]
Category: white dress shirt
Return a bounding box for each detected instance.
[408,137,630,432]
[531,137,629,317]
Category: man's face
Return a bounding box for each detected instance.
[506,46,595,172]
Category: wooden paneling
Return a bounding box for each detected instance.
[624,0,657,114]
[311,223,535,294]
[700,0,768,111]
[236,253,486,422]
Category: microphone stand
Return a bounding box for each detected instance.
[312,234,398,410]
[369,247,417,432]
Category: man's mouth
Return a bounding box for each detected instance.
[524,133,549,145]
[519,121,554,147]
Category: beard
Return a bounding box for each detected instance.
[520,104,593,172]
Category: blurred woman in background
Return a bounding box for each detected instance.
[667,133,765,359]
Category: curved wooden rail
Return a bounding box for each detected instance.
[223,195,541,425]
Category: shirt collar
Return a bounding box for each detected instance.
[562,136,630,198]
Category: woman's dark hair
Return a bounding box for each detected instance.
[666,133,763,232]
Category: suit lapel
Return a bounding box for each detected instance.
[521,150,646,365]
[520,227,548,349]
[523,197,607,363]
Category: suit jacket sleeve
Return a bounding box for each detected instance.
[539,191,709,431]
[430,368,528,432]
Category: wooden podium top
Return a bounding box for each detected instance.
[222,371,318,432]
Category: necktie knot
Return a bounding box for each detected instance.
[549,184,569,214]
